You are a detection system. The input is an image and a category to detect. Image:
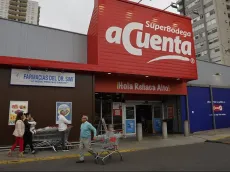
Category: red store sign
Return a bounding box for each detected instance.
[95,76,187,95]
[88,0,198,80]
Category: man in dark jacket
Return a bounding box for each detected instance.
[23,112,35,154]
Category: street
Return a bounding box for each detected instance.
[1,142,230,171]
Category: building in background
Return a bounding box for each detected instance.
[177,0,230,66]
[0,0,40,25]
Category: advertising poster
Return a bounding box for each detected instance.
[125,119,135,134]
[56,102,72,124]
[9,101,28,125]
[167,106,174,119]
[153,118,162,133]
[112,102,122,116]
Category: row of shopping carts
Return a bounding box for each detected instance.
[33,125,73,152]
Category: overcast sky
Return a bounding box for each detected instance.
[36,0,178,34]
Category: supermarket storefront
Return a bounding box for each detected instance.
[94,74,188,136]
[0,0,197,145]
[89,0,197,136]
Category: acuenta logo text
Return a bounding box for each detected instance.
[105,22,193,62]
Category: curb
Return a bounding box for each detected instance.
[0,148,140,165]
[205,136,230,144]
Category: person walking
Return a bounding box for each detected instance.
[76,115,98,163]
[8,111,25,157]
[23,112,36,154]
[57,110,71,151]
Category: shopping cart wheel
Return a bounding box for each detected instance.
[101,159,106,165]
[94,157,99,164]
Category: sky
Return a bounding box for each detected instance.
[36,0,178,34]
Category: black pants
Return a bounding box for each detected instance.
[23,132,34,151]
[57,131,66,150]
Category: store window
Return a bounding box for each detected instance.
[94,93,123,133]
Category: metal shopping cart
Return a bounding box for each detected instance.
[33,125,73,152]
[94,130,123,165]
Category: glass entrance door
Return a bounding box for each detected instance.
[124,105,136,135]
[152,104,163,134]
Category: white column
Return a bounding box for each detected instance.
[162,121,168,139]
[184,120,189,137]
[136,123,143,141]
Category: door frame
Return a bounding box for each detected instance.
[123,101,162,136]
[123,104,136,136]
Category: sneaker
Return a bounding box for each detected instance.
[62,149,69,152]
[76,160,84,163]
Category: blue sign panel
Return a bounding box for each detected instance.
[187,87,213,133]
[125,120,135,133]
[153,118,162,133]
[212,88,230,129]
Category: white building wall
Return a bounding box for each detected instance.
[0,0,9,18]
[26,0,38,25]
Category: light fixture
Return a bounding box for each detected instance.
[177,78,180,80]
[145,76,149,78]
[108,73,111,75]
[45,68,48,72]
[28,66,31,71]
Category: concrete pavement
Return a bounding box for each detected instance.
[0,134,204,165]
[2,142,230,171]
[1,128,230,165]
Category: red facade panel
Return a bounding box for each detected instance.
[87,0,99,65]
[88,0,198,80]
[95,75,187,95]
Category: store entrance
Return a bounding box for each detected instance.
[136,105,152,135]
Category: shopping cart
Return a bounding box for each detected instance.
[33,125,73,152]
[94,130,123,165]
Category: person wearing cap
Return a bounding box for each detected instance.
[76,115,97,163]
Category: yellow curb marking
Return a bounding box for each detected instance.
[209,136,230,141]
[0,148,141,165]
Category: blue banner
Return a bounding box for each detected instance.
[153,118,162,133]
[125,120,135,133]
[212,88,230,129]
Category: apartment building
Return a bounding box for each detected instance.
[177,0,230,65]
[0,0,40,25]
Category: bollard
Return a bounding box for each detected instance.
[108,124,114,131]
[122,123,126,138]
[162,121,168,139]
[136,123,143,141]
[184,120,189,137]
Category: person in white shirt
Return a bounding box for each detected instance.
[56,110,71,151]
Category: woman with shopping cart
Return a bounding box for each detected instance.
[76,115,98,163]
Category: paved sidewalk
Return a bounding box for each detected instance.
[1,128,230,165]
[192,128,230,141]
[0,134,204,164]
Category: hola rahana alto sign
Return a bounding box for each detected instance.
[10,69,75,87]
[88,0,198,80]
